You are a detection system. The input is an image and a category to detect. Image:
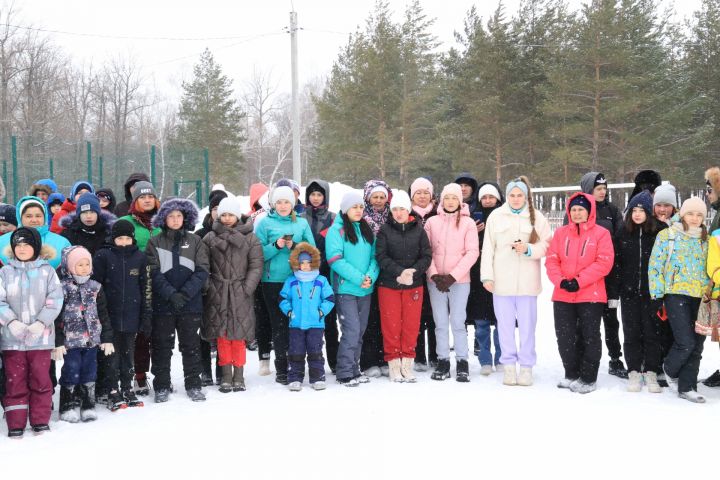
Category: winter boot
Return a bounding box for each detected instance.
[258,359,272,376]
[431,359,451,381]
[311,380,327,390]
[679,390,706,403]
[569,380,596,394]
[702,369,720,387]
[608,358,628,379]
[414,362,428,373]
[187,388,206,402]
[122,387,144,407]
[201,371,214,387]
[355,374,370,383]
[8,428,24,438]
[663,365,678,393]
[275,358,289,385]
[31,424,50,435]
[154,388,170,403]
[364,366,382,378]
[503,364,517,386]
[380,364,390,377]
[627,371,642,392]
[557,378,576,389]
[288,381,303,392]
[79,383,98,422]
[232,366,246,392]
[133,373,150,396]
[644,372,662,394]
[59,385,80,423]
[517,367,533,386]
[388,359,404,383]
[456,359,470,382]
[400,357,417,383]
[247,339,258,351]
[219,365,233,393]
[337,376,359,387]
[480,365,493,376]
[107,390,127,411]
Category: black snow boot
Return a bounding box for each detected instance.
[79,383,98,422]
[608,359,628,379]
[59,385,80,423]
[456,359,470,382]
[703,369,720,387]
[431,359,451,381]
[275,358,289,385]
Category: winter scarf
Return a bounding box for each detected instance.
[412,202,434,219]
[672,221,703,239]
[129,199,158,229]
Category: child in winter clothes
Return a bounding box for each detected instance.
[61,192,117,255]
[255,186,315,385]
[95,188,116,214]
[614,191,665,393]
[327,191,380,387]
[280,242,335,391]
[50,180,94,234]
[0,227,63,438]
[203,197,263,393]
[47,192,66,224]
[649,197,710,403]
[481,176,552,387]
[546,193,614,394]
[92,219,152,410]
[424,183,480,382]
[376,190,432,382]
[54,246,114,422]
[0,203,17,234]
[146,198,209,403]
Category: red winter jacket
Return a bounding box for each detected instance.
[545,192,614,303]
[50,199,76,234]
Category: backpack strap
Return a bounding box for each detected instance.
[663,228,676,277]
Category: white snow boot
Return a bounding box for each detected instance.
[258,359,272,376]
[517,367,533,386]
[503,364,517,386]
[644,372,662,394]
[480,365,493,376]
[388,359,404,382]
[679,390,706,403]
[627,371,642,392]
[400,357,417,383]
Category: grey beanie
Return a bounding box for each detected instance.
[653,183,677,208]
[131,181,157,202]
[339,190,365,214]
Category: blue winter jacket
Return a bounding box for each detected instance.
[325,215,379,297]
[254,210,315,283]
[279,271,335,329]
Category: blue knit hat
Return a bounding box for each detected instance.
[71,180,94,199]
[0,204,17,226]
[569,194,591,213]
[76,192,101,216]
[627,191,653,216]
[298,251,312,263]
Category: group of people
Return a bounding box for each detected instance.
[0,168,719,439]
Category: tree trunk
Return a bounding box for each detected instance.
[378,119,386,179]
[592,31,601,171]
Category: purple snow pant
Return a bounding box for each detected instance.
[493,295,538,368]
[288,327,326,384]
[2,350,52,430]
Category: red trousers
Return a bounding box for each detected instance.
[378,286,423,361]
[3,349,52,430]
[217,337,246,367]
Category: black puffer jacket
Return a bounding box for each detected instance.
[613,222,666,298]
[301,179,336,277]
[454,172,480,214]
[60,209,117,255]
[375,215,432,289]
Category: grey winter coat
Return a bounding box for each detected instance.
[202,217,264,342]
[0,255,64,351]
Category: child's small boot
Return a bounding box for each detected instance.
[219,365,233,393]
[79,383,98,422]
[59,385,80,423]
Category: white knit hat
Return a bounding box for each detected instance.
[477,184,502,202]
[270,186,296,207]
[339,190,364,214]
[389,190,412,211]
[217,197,243,219]
[653,183,678,208]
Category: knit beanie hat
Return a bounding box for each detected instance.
[477,184,502,202]
[208,189,228,210]
[679,197,707,219]
[627,191,653,216]
[111,219,135,240]
[270,186,296,207]
[71,181,94,199]
[276,178,300,194]
[569,194,592,213]
[76,192,101,216]
[593,173,607,189]
[11,227,41,260]
[298,251,312,263]
[306,182,325,197]
[65,246,92,276]
[217,197,243,219]
[339,191,364,214]
[653,183,678,208]
[389,190,412,211]
[0,204,17,226]
[505,179,529,198]
[410,177,433,200]
[440,183,463,202]
[131,181,156,203]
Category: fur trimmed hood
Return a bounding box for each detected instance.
[152,197,199,230]
[58,208,117,230]
[3,243,56,262]
[289,242,321,271]
[28,183,53,198]
[706,167,720,195]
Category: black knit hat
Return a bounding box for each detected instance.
[11,227,41,261]
[111,219,135,241]
[0,204,17,226]
[569,194,592,213]
[593,173,607,189]
[208,190,228,210]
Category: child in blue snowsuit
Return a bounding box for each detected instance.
[279,242,335,391]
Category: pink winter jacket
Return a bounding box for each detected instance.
[545,192,614,303]
[424,204,479,284]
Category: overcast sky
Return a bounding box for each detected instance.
[16,0,703,101]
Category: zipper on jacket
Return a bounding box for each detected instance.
[637,230,642,292]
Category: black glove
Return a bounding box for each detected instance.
[560,279,580,292]
[169,292,187,312]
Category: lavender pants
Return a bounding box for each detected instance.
[492,295,538,368]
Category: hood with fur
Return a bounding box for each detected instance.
[289,242,321,271]
[151,197,199,231]
[706,167,720,196]
[58,208,117,231]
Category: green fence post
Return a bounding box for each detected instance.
[99,156,103,187]
[174,181,179,197]
[86,141,92,183]
[150,145,156,186]
[196,180,202,207]
[2,160,7,200]
[203,148,209,203]
[11,136,17,204]
[49,159,54,179]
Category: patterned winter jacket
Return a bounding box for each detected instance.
[648,222,709,300]
[0,254,64,351]
[56,275,113,349]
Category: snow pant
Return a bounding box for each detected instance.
[378,286,423,361]
[106,331,136,391]
[663,294,705,393]
[59,346,98,387]
[324,309,339,372]
[494,295,538,367]
[601,304,623,360]
[288,327,325,384]
[360,291,385,370]
[475,319,501,367]
[335,294,372,380]
[415,282,437,365]
[2,349,52,430]
[255,286,272,361]
[554,301,603,383]
[621,295,661,373]
[217,337,246,368]
[429,282,470,361]
[134,332,151,378]
[262,282,289,375]
[659,315,675,363]
[151,313,202,391]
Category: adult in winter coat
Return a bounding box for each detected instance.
[60,193,117,255]
[409,177,437,371]
[326,191,380,387]
[95,188,117,214]
[454,172,480,217]
[0,227,64,438]
[704,167,720,387]
[424,183,479,382]
[0,196,71,269]
[481,176,552,387]
[301,178,339,373]
[194,188,228,240]
[28,182,53,203]
[50,180,94,234]
[146,197,209,403]
[546,193,614,394]
[203,197,263,393]
[114,172,150,218]
[254,186,315,385]
[629,169,662,199]
[649,197,710,403]
[471,182,504,375]
[614,191,665,393]
[375,190,432,382]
